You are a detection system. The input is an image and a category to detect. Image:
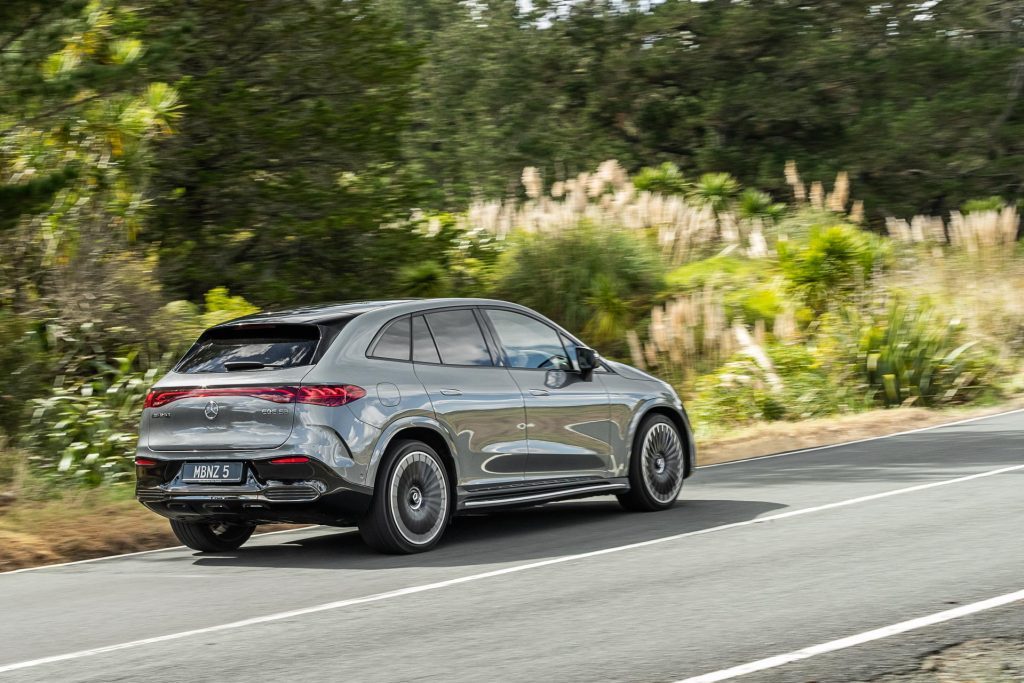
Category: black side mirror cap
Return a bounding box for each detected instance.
[576,346,598,381]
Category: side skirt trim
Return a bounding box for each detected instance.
[460,481,628,509]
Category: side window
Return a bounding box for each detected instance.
[412,315,441,364]
[369,317,410,361]
[485,309,571,370]
[423,310,493,366]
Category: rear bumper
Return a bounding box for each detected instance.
[136,457,373,526]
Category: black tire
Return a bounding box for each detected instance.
[169,519,255,552]
[617,415,686,512]
[359,440,452,554]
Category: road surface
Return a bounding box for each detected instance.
[1,410,1022,682]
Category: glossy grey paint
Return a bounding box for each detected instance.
[136,298,694,513]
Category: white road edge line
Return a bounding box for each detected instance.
[5,406,1021,577]
[1,462,1022,674]
[676,588,1024,683]
[698,406,1024,468]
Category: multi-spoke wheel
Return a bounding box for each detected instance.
[169,519,255,552]
[359,440,452,554]
[618,415,686,511]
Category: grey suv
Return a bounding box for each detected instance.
[136,299,695,554]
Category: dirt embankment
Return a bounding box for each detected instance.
[866,637,1024,682]
[2,401,1021,572]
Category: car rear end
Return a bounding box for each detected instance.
[135,318,377,526]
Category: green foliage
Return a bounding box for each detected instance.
[961,197,1006,214]
[838,304,996,408]
[633,163,689,195]
[665,255,783,325]
[397,261,452,298]
[0,313,49,436]
[689,357,787,429]
[140,0,432,306]
[778,225,890,313]
[690,344,851,430]
[693,173,740,212]
[492,224,665,348]
[737,189,786,222]
[810,301,999,411]
[153,288,259,350]
[23,357,163,486]
[198,288,259,328]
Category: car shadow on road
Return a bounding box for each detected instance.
[187,497,785,571]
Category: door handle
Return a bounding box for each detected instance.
[528,389,550,396]
[439,388,462,396]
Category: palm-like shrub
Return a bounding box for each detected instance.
[693,172,740,212]
[737,189,785,222]
[818,304,995,408]
[633,162,689,196]
[778,224,890,313]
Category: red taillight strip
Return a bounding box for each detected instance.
[268,456,310,464]
[135,457,159,467]
[144,385,365,409]
[295,385,366,407]
[144,386,298,409]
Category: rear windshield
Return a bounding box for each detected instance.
[175,324,323,374]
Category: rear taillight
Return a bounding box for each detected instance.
[135,457,158,467]
[268,456,310,464]
[143,385,365,408]
[295,385,366,406]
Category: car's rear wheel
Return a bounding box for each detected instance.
[169,519,255,552]
[359,440,451,554]
[618,415,685,512]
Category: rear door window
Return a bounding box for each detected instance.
[412,315,441,363]
[423,309,493,366]
[176,324,321,373]
[370,317,411,361]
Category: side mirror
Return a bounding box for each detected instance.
[576,346,598,381]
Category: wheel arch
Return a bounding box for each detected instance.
[634,405,695,479]
[369,420,460,499]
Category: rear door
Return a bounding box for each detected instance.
[145,323,322,452]
[411,308,528,487]
[480,308,614,480]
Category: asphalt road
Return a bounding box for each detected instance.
[1,410,1022,682]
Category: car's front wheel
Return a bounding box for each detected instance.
[169,519,255,552]
[618,415,686,512]
[359,440,452,554]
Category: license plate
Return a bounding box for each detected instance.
[181,462,244,483]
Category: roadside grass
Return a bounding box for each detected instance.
[2,397,1023,571]
[0,477,174,571]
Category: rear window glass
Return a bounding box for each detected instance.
[176,324,321,374]
[370,317,411,361]
[423,309,493,366]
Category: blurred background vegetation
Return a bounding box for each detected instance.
[2,0,1024,493]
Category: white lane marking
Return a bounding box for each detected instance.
[0,525,322,575]
[699,406,1024,469]
[677,588,1024,683]
[1,463,1022,674]
[6,406,1021,576]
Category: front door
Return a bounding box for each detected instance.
[480,308,613,481]
[413,309,528,487]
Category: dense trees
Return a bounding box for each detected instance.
[399,0,1024,219]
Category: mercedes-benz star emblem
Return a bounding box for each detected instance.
[204,400,220,421]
